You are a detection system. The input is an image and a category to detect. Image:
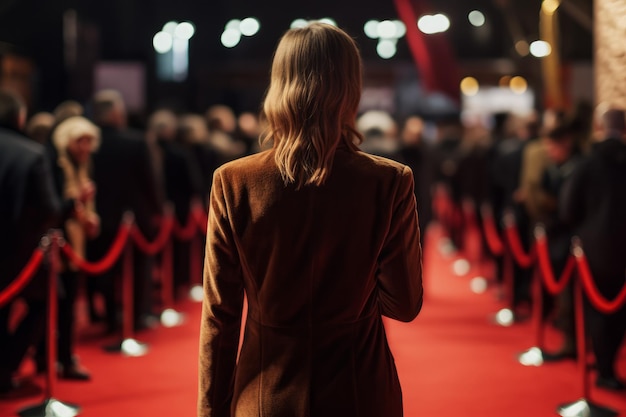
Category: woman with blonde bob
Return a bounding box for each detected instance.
[199,23,423,417]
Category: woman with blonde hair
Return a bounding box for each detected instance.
[198,23,423,417]
[47,115,100,380]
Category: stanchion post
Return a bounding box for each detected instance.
[517,266,546,366]
[159,240,184,327]
[122,242,134,342]
[189,233,203,302]
[104,213,149,357]
[19,232,80,417]
[556,242,617,417]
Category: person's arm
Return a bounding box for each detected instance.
[198,169,244,417]
[377,166,423,322]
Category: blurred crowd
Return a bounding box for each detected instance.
[1,85,625,394]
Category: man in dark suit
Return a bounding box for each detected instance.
[560,107,626,391]
[0,89,60,393]
[87,90,163,332]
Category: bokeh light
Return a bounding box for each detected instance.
[376,39,397,59]
[460,76,479,96]
[240,17,260,36]
[509,76,528,94]
[221,28,241,48]
[153,31,173,53]
[530,40,552,57]
[468,10,486,27]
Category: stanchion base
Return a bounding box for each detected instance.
[517,346,544,366]
[491,308,515,327]
[103,338,149,357]
[557,398,618,417]
[18,398,80,417]
[189,285,203,302]
[160,308,186,328]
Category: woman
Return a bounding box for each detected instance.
[50,115,100,379]
[198,23,423,417]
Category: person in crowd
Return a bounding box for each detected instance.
[25,112,55,145]
[398,115,434,247]
[87,90,163,333]
[357,110,403,160]
[53,100,84,124]
[560,107,626,391]
[205,104,247,161]
[431,116,464,250]
[177,113,221,204]
[533,124,581,362]
[490,109,563,314]
[235,111,261,155]
[43,116,101,380]
[198,23,423,417]
[0,89,59,394]
[146,109,203,295]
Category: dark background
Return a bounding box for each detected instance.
[0,0,592,117]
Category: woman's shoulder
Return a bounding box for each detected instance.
[340,149,411,176]
[214,150,276,180]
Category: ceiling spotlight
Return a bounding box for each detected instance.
[377,20,397,38]
[291,19,308,29]
[377,39,397,59]
[417,13,450,35]
[153,31,173,54]
[240,17,260,36]
[174,22,195,40]
[221,28,241,48]
[468,10,486,27]
[364,20,379,39]
[529,40,552,57]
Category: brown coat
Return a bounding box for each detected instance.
[198,147,423,417]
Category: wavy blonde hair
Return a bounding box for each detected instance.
[261,23,363,188]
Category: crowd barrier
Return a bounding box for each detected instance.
[0,201,209,417]
[435,192,626,417]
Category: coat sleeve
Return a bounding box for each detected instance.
[377,165,424,322]
[198,169,244,417]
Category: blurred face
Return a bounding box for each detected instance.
[67,134,94,164]
[544,137,572,164]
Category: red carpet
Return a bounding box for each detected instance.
[1,223,624,416]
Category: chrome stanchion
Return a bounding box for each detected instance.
[19,232,80,417]
[104,241,148,357]
[518,267,545,366]
[556,254,617,417]
[188,234,203,302]
[159,241,184,327]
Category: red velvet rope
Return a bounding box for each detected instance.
[131,214,174,255]
[503,214,534,268]
[0,248,45,308]
[480,204,504,256]
[172,212,198,241]
[61,221,132,275]
[574,246,626,314]
[535,231,575,295]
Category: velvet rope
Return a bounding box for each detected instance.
[131,214,174,255]
[534,228,576,295]
[61,217,133,275]
[0,248,45,308]
[173,212,198,242]
[573,245,626,314]
[503,213,534,268]
[480,204,504,256]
